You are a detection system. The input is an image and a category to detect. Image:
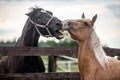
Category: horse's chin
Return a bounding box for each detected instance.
[54,29,64,39]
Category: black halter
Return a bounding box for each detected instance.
[29,14,55,37]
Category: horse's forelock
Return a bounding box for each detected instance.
[27,7,43,14]
[28,7,53,15]
[27,7,34,14]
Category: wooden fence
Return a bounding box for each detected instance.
[0,47,120,80]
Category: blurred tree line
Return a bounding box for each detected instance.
[0,39,16,46]
[0,32,78,48]
[38,39,78,48]
[39,33,79,47]
[0,38,78,48]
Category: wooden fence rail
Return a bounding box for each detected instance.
[0,47,120,80]
[0,72,80,80]
[0,47,120,56]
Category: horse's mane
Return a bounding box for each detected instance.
[90,30,110,67]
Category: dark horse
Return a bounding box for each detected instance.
[0,7,63,73]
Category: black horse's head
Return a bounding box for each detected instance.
[26,7,64,39]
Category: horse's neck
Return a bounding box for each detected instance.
[78,30,109,67]
[16,19,40,47]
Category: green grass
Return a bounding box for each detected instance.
[41,56,79,72]
[56,65,79,72]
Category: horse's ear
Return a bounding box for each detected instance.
[25,13,32,17]
[25,8,34,17]
[91,14,97,26]
[82,13,85,18]
[25,13,29,16]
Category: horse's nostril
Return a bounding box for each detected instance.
[67,22,72,26]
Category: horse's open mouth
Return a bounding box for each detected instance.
[54,29,64,39]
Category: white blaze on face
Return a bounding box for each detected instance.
[41,9,47,13]
[62,20,69,30]
[62,19,77,30]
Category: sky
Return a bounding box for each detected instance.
[0,0,120,48]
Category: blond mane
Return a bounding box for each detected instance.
[90,30,110,67]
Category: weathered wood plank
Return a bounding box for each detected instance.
[0,47,120,56]
[0,47,120,80]
[48,56,57,72]
[0,47,78,56]
[0,72,80,80]
[104,47,120,56]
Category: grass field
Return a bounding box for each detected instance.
[42,56,79,72]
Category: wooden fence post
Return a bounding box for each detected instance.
[48,56,57,72]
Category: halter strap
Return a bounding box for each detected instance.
[28,16,55,37]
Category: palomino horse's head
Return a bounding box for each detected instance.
[62,13,97,41]
[26,7,64,39]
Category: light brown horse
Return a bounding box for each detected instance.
[62,13,120,80]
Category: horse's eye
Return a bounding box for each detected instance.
[56,22,61,26]
[84,22,89,26]
[37,15,42,19]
